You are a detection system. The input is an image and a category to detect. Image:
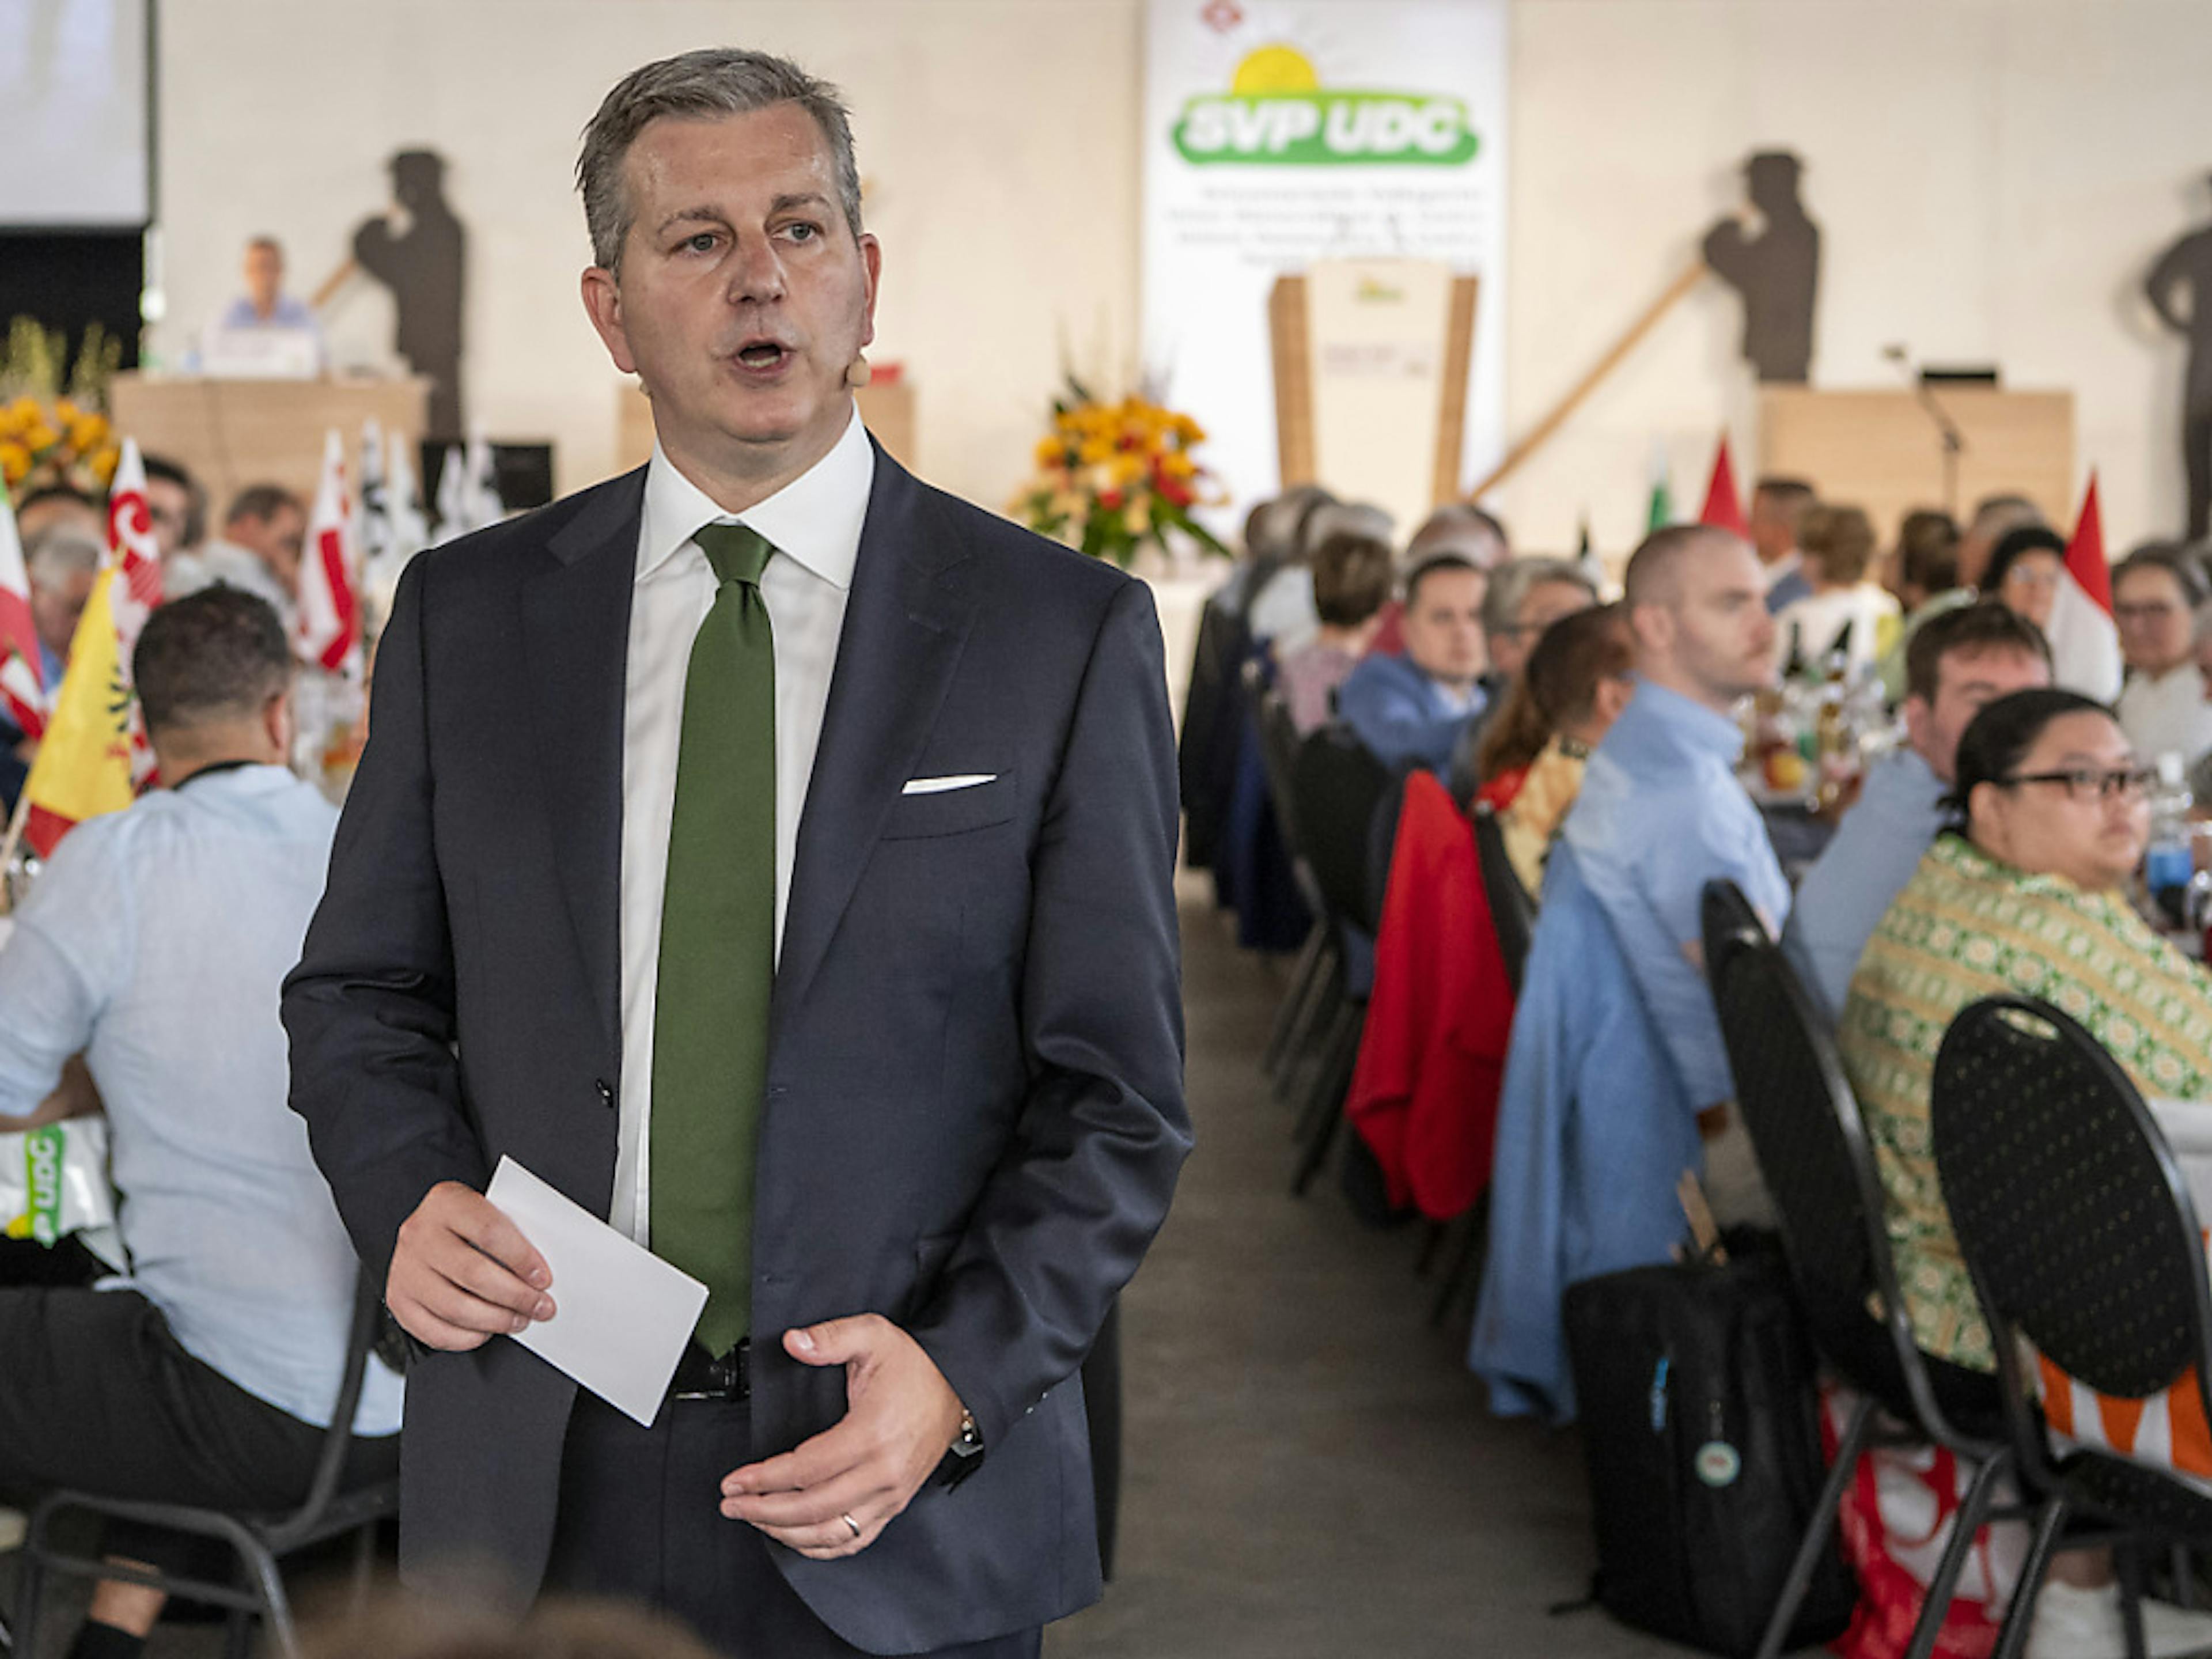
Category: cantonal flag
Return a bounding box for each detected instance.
[297,429,360,675]
[18,561,134,857]
[1697,433,1748,538]
[0,475,46,738]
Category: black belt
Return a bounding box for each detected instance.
[669,1337,750,1402]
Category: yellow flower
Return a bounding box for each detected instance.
[55,399,78,424]
[69,414,107,452]
[0,441,29,484]
[89,444,120,483]
[1109,453,1145,488]
[1078,436,1113,466]
[1035,435,1069,468]
[1160,452,1197,482]
[6,397,39,426]
[22,422,58,454]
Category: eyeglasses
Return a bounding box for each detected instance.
[1998,766,2160,803]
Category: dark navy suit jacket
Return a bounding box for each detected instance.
[282,443,1190,1653]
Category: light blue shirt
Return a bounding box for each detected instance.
[1335,650,1486,774]
[0,766,402,1435]
[219,294,321,333]
[1781,747,1949,1021]
[1562,678,1790,1110]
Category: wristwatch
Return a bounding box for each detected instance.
[935,1407,985,1490]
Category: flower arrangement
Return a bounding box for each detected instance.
[0,318,123,497]
[1009,379,1229,567]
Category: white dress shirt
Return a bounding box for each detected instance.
[611,407,873,1245]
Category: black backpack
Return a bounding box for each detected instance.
[1560,1240,1856,1658]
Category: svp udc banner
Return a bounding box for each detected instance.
[1142,0,1508,531]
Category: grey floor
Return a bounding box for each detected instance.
[10,878,1698,1658]
[1046,878,1690,1659]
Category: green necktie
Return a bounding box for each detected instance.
[652,521,776,1357]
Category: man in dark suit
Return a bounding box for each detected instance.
[282,47,1188,1659]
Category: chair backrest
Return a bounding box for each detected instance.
[266,1268,392,1548]
[1289,726,1391,937]
[1699,889,1893,1371]
[1253,681,1305,854]
[1933,995,2212,1403]
[1471,802,1535,993]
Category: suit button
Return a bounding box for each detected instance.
[594,1078,614,1109]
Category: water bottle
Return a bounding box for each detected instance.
[2146,752,2196,929]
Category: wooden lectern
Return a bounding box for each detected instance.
[108,374,431,509]
[1757,387,2075,536]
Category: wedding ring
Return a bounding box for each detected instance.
[841,1512,862,1539]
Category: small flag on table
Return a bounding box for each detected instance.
[0,475,47,740]
[2065,471,2110,618]
[1646,439,1673,532]
[17,439,163,857]
[1698,433,1748,537]
[297,430,361,677]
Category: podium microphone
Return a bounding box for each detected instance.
[1887,343,1966,517]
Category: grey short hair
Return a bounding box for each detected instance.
[25,524,103,591]
[1482,555,1594,638]
[577,48,864,275]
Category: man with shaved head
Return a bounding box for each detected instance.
[1471,527,1787,1416]
[1562,525,1786,1218]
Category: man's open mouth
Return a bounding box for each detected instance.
[734,340,790,369]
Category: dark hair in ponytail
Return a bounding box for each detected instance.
[1476,603,1633,783]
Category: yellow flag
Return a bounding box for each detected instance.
[21,566,134,857]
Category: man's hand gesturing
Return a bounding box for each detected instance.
[719,1316,965,1559]
[387,1180,554,1351]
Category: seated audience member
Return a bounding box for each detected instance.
[2112,543,2212,767]
[140,452,207,571]
[1988,523,2124,702]
[1751,475,1817,612]
[1368,502,1512,657]
[1564,525,1787,1220]
[1955,494,2041,590]
[1481,556,1599,692]
[168,483,305,626]
[1772,502,1897,675]
[1278,529,1393,732]
[0,588,401,1659]
[26,521,102,688]
[1783,603,2052,1018]
[1445,556,1601,798]
[1876,509,1967,702]
[1336,551,1487,772]
[13,483,104,548]
[1469,603,1635,895]
[1249,497,1388,660]
[1839,688,2212,1656]
[0,518,101,807]
[1469,527,1784,1419]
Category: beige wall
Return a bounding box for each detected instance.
[151,0,1144,509]
[152,0,2212,552]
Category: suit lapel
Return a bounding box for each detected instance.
[774,446,975,1027]
[520,469,643,1056]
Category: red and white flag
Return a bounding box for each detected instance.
[105,439,164,653]
[0,475,47,738]
[2065,471,2111,618]
[297,429,361,676]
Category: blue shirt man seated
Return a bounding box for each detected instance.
[1781,603,2051,1020]
[1472,525,1789,1419]
[0,588,400,1659]
[1335,552,1490,772]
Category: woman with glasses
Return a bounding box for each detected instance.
[1838,687,2212,1653]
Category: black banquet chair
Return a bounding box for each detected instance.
[11,1271,398,1659]
[1700,880,2012,1659]
[1933,994,2212,1659]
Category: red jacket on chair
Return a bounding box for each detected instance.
[1346,769,1514,1220]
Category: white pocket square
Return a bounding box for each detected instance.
[902,774,998,796]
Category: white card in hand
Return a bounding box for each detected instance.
[483,1156,707,1427]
